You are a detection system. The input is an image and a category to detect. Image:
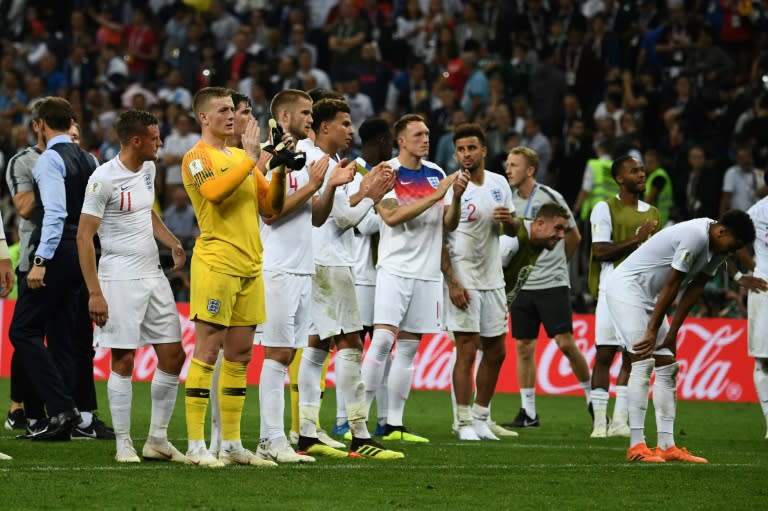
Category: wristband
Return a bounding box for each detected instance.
[734,271,745,282]
[0,240,9,260]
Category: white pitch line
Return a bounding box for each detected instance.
[0,462,758,473]
[442,442,627,451]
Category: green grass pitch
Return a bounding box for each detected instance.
[1,379,766,510]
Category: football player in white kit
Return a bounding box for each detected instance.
[333,117,394,437]
[360,113,467,443]
[77,110,187,463]
[604,210,757,463]
[745,179,768,438]
[255,89,334,463]
[441,123,517,441]
[296,99,403,459]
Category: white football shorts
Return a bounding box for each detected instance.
[259,270,311,348]
[445,287,507,338]
[94,277,181,349]
[374,268,443,334]
[311,265,362,340]
[604,282,672,356]
[594,294,621,347]
[355,283,375,328]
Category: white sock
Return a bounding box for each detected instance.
[653,362,678,450]
[613,385,628,422]
[450,346,458,426]
[298,347,326,438]
[337,348,370,439]
[521,388,536,417]
[386,339,420,427]
[188,439,206,451]
[78,411,93,429]
[472,403,490,422]
[209,349,224,452]
[148,369,179,441]
[221,439,243,452]
[590,388,609,427]
[457,404,472,427]
[628,359,654,447]
[259,359,287,442]
[376,355,391,425]
[580,380,592,405]
[755,360,768,425]
[335,382,347,426]
[362,329,396,408]
[107,371,132,443]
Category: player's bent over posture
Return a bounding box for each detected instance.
[604,210,758,463]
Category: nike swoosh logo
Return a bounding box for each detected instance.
[148,447,173,459]
[221,167,231,173]
[74,428,97,438]
[120,185,129,191]
[523,419,537,427]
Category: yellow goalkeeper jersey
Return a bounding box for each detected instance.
[182,140,269,277]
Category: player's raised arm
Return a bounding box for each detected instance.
[443,169,470,232]
[377,173,457,227]
[312,157,354,226]
[185,100,261,204]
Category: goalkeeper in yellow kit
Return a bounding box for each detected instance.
[181,86,290,467]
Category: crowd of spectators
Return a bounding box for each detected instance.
[1,0,767,314]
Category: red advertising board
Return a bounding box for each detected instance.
[0,300,756,402]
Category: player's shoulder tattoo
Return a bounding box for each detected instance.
[379,198,398,210]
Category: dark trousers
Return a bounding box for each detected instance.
[10,351,45,420]
[72,285,97,412]
[9,240,82,416]
[9,270,45,420]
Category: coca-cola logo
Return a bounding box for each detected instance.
[535,319,746,401]
[676,322,743,401]
[412,332,454,389]
[537,319,623,394]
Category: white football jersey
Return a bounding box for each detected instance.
[311,148,375,267]
[261,164,315,275]
[447,171,514,290]
[748,196,768,280]
[81,156,163,280]
[349,157,381,285]
[377,157,448,281]
[608,218,725,301]
[351,208,380,285]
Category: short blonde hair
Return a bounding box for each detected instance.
[192,87,232,118]
[508,146,539,172]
